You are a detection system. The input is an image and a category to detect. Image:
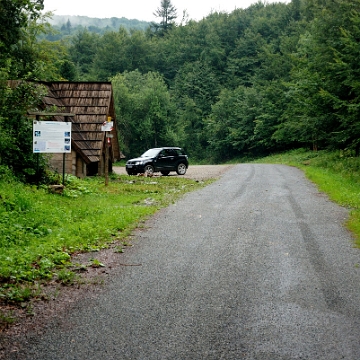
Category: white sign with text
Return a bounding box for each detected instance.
[33,121,72,153]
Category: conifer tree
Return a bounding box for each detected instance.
[152,0,177,34]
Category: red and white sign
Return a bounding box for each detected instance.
[101,121,113,132]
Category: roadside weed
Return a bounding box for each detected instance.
[90,259,105,268]
[57,269,77,285]
[114,246,124,253]
[0,310,15,329]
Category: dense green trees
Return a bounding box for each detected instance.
[0,81,47,181]
[0,0,44,49]
[68,29,99,79]
[43,15,150,41]
[0,0,46,174]
[2,0,360,171]
[112,70,181,156]
[0,1,63,181]
[274,0,360,153]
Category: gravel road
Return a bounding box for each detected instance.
[7,164,360,359]
[112,164,235,181]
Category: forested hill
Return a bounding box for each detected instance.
[2,0,360,180]
[45,15,151,40]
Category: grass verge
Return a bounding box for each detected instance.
[254,149,360,247]
[0,172,211,309]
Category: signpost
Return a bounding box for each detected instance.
[102,118,113,186]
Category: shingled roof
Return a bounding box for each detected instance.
[40,81,121,164]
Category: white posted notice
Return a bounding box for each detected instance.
[33,121,72,153]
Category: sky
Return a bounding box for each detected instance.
[43,0,286,22]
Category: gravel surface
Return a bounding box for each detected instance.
[112,164,235,181]
[5,164,360,359]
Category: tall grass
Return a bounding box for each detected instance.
[255,149,360,247]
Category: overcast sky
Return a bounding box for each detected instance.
[43,0,287,22]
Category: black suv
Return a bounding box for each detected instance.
[125,147,189,176]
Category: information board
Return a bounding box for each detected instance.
[33,121,72,153]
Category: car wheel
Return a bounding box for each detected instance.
[161,171,170,176]
[144,164,155,176]
[176,163,187,175]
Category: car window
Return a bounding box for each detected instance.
[141,149,161,157]
[159,149,173,157]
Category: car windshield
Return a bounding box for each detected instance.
[140,148,161,158]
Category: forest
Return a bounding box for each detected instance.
[44,15,151,40]
[1,0,360,181]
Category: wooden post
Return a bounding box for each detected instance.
[102,117,113,186]
[62,153,66,185]
[36,115,40,187]
[105,133,109,186]
[63,115,69,185]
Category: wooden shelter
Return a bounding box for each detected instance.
[35,81,122,177]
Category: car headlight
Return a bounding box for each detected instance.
[135,161,144,165]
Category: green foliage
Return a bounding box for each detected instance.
[0,82,48,182]
[275,0,360,153]
[57,269,76,284]
[44,15,151,41]
[0,0,44,51]
[0,309,16,329]
[1,8,64,81]
[151,0,178,35]
[206,86,262,161]
[112,70,181,157]
[88,27,154,80]
[90,259,105,268]
[1,285,33,303]
[226,29,265,87]
[68,29,100,79]
[90,29,131,80]
[59,59,77,81]
[0,6,67,182]
[0,173,207,303]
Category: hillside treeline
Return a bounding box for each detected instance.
[44,15,150,41]
[1,0,360,175]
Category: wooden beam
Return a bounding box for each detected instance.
[28,112,75,117]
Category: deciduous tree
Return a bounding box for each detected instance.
[112,70,179,157]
